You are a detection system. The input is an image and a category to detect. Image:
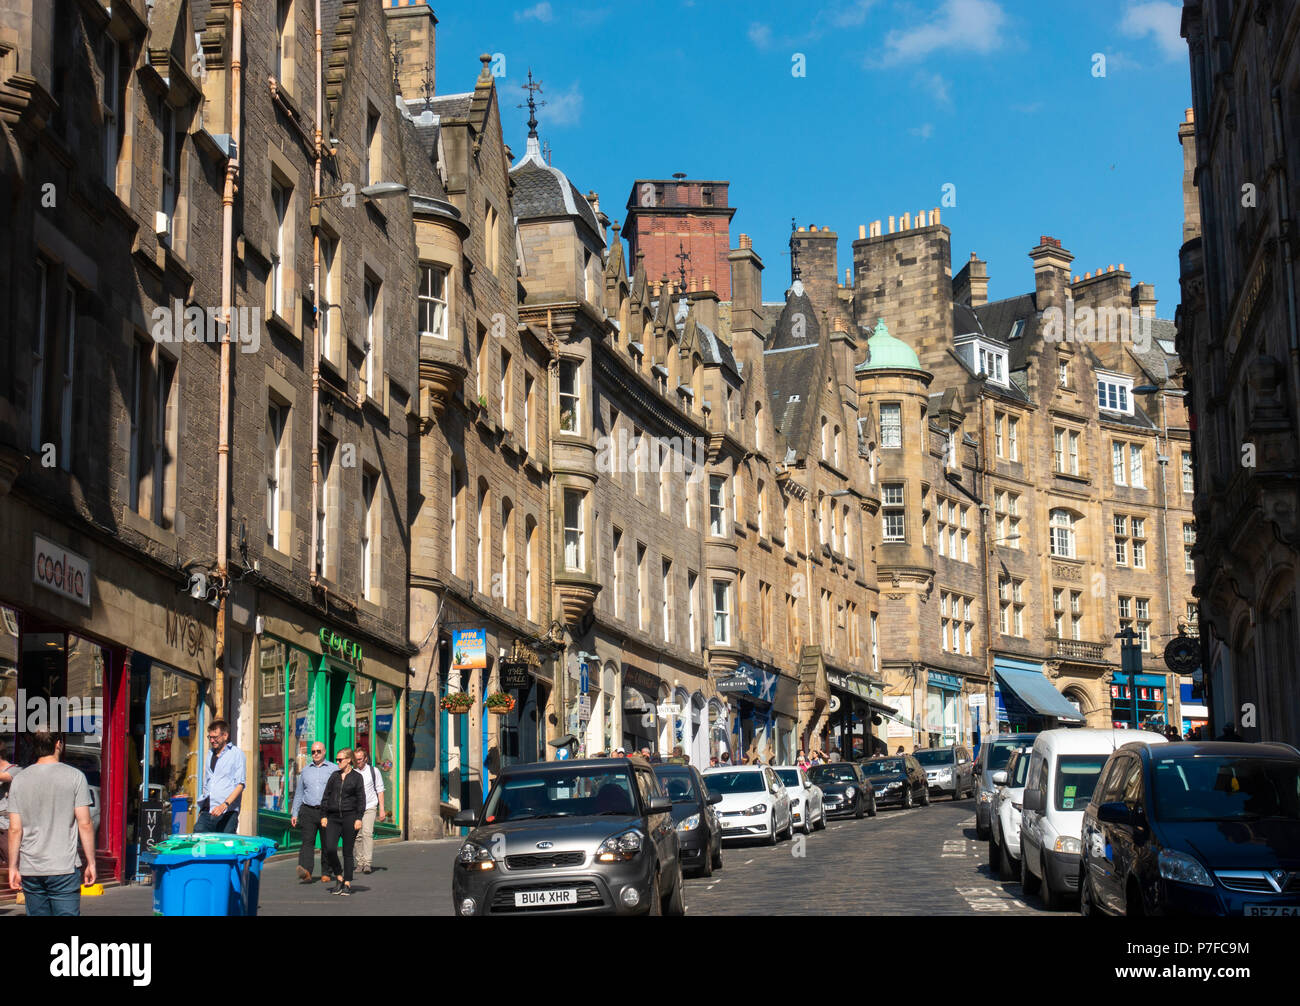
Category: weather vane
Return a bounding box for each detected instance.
[675,241,692,291]
[420,60,435,111]
[517,69,546,139]
[789,217,802,282]
[390,40,403,95]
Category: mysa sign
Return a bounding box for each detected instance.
[33,535,91,607]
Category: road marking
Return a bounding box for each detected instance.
[955,884,1030,912]
[745,859,754,865]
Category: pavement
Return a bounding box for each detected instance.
[0,840,464,917]
[1,799,1075,916]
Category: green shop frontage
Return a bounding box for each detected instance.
[253,609,406,850]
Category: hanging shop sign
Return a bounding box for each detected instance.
[501,663,533,690]
[319,627,363,667]
[1163,635,1200,674]
[33,535,91,607]
[451,629,487,670]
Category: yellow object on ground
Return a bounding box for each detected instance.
[81,884,104,896]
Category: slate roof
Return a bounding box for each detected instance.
[763,282,829,459]
[694,319,740,377]
[426,92,475,119]
[509,136,604,245]
[1128,318,1181,388]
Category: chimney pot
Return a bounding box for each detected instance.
[859,224,866,239]
[888,215,895,234]
[1118,262,1125,271]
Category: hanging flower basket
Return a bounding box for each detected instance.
[485,692,516,715]
[440,692,474,714]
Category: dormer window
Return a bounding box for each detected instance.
[956,334,1008,387]
[1097,372,1134,415]
[976,345,1006,385]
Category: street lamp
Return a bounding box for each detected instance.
[1115,626,1142,728]
[310,181,410,206]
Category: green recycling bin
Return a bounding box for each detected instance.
[146,834,278,916]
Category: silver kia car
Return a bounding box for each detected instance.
[450,757,685,916]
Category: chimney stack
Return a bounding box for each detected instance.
[384,1,439,102]
[1029,236,1074,312]
[952,252,989,308]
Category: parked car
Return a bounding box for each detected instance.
[988,743,1035,880]
[915,745,975,800]
[859,755,929,809]
[1020,728,1167,910]
[1080,741,1300,917]
[703,765,793,844]
[654,763,724,877]
[975,733,1039,838]
[449,757,683,916]
[774,766,826,834]
[807,762,876,819]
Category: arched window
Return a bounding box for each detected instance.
[754,400,763,452]
[820,417,829,460]
[756,479,765,536]
[477,477,491,587]
[500,498,515,609]
[817,491,826,544]
[1049,509,1076,558]
[833,425,842,467]
[525,515,538,621]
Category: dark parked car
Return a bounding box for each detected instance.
[975,733,1039,838]
[450,757,683,916]
[808,762,876,819]
[915,746,975,800]
[1080,742,1300,917]
[859,755,929,809]
[654,763,723,878]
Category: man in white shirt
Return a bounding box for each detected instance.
[352,747,387,874]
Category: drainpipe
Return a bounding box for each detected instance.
[1271,87,1300,431]
[215,0,243,717]
[977,394,995,729]
[310,0,324,588]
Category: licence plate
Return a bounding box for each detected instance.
[514,888,577,907]
[1245,904,1300,917]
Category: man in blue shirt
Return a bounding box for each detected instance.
[196,720,245,833]
[290,742,338,882]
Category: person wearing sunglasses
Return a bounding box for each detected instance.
[290,742,337,884]
[319,747,366,896]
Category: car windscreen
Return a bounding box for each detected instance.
[986,740,1021,773]
[808,765,858,784]
[1054,755,1108,811]
[482,769,637,822]
[862,759,904,776]
[1011,751,1033,787]
[704,771,765,794]
[655,770,699,803]
[1152,756,1300,822]
[775,769,802,787]
[914,750,954,767]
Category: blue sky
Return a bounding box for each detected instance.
[432,0,1192,314]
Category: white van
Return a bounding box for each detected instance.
[1019,728,1167,909]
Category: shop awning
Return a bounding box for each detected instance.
[995,667,1085,723]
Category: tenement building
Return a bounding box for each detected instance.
[1178,1,1300,744]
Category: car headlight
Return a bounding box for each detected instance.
[1158,850,1212,887]
[743,803,769,816]
[937,769,953,780]
[676,814,700,833]
[844,786,856,799]
[978,790,993,804]
[1053,835,1081,855]
[457,842,496,871]
[886,781,901,789]
[596,828,644,862]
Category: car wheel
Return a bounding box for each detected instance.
[766,812,778,846]
[1079,869,1097,917]
[712,843,723,870]
[998,835,1016,883]
[817,806,827,830]
[921,785,931,806]
[988,833,1000,872]
[854,795,865,819]
[663,863,686,916]
[1021,847,1041,896]
[647,869,663,916]
[976,814,990,840]
[1040,854,1063,910]
[803,806,815,835]
[781,812,793,840]
[867,794,877,817]
[903,786,914,810]
[699,838,714,878]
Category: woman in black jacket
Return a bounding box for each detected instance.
[320,747,366,895]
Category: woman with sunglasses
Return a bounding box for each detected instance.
[319,747,366,895]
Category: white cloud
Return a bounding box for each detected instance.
[827,0,878,28]
[879,0,1006,66]
[915,70,952,106]
[746,3,877,50]
[515,2,553,24]
[910,122,935,140]
[1119,2,1184,61]
[748,22,774,50]
[544,81,584,127]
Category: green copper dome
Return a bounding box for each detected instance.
[857,318,922,371]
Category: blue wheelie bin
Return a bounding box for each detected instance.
[146,834,278,916]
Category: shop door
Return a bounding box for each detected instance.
[327,667,356,757]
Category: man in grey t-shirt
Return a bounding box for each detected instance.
[7,731,96,916]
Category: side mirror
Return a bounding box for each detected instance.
[452,809,477,828]
[1023,788,1045,814]
[1097,801,1132,826]
[647,795,672,814]
[991,770,1008,786]
[707,792,722,805]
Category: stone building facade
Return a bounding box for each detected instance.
[1178,0,1300,744]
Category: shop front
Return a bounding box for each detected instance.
[925,671,963,747]
[825,669,892,759]
[1111,672,1172,730]
[1179,680,1208,738]
[498,637,551,768]
[994,656,1086,732]
[716,662,797,763]
[254,617,404,852]
[621,665,660,754]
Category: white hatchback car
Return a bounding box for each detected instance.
[773,766,826,834]
[702,765,794,845]
[987,744,1035,880]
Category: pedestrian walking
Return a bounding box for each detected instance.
[895,746,905,755]
[708,755,719,768]
[719,750,731,765]
[1,742,22,900]
[1217,723,1243,742]
[195,719,245,833]
[353,746,387,875]
[796,749,810,771]
[290,741,337,883]
[6,731,95,916]
[319,747,365,895]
